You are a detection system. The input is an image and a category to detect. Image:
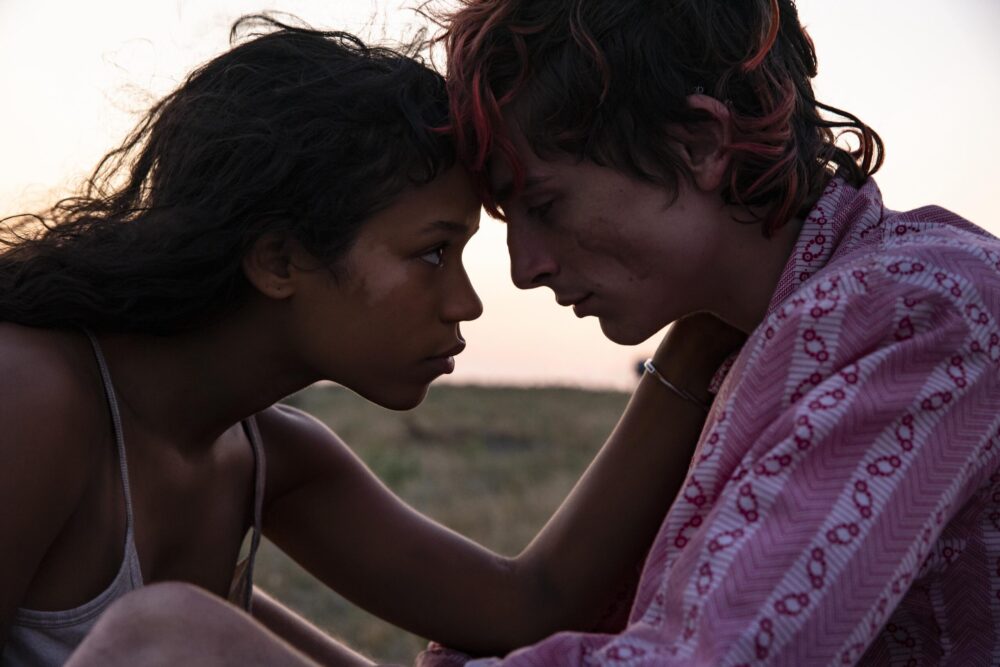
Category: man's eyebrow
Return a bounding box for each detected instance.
[493,179,514,205]
[492,175,550,205]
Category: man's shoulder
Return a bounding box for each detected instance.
[808,200,1000,316]
[761,248,985,364]
[882,201,998,249]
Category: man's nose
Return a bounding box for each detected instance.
[507,221,557,290]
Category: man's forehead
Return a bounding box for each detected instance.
[486,151,512,191]
[490,172,552,205]
[485,117,534,193]
[487,138,555,204]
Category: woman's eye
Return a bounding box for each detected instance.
[419,246,446,267]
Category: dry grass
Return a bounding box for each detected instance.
[253,383,629,665]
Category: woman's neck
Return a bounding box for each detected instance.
[94,306,316,450]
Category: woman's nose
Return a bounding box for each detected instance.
[443,266,484,323]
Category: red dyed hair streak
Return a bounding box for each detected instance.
[440,0,883,235]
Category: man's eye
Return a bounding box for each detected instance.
[419,245,446,267]
[528,201,553,220]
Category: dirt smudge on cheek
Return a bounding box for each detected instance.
[574,214,657,283]
[348,242,409,306]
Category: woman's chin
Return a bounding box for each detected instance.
[360,383,430,411]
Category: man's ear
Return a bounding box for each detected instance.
[242,232,299,300]
[673,94,733,192]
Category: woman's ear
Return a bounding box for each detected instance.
[674,94,733,192]
[242,232,298,300]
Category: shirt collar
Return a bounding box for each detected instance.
[765,176,884,317]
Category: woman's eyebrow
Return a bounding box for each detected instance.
[422,219,476,235]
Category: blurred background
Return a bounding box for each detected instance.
[2,1,998,663]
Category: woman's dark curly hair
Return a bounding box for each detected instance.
[0,15,454,333]
[440,0,883,236]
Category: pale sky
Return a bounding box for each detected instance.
[1,1,997,389]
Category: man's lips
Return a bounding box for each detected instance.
[556,293,593,307]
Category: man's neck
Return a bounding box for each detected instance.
[710,212,805,334]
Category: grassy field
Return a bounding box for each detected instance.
[253,382,631,665]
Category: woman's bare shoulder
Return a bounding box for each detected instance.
[253,402,361,504]
[256,402,334,436]
[0,326,108,627]
[0,324,107,471]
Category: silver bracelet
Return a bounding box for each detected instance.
[643,359,710,413]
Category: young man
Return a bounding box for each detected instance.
[426,0,1000,664]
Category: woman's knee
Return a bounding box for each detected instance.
[69,583,324,666]
[99,582,218,629]
[68,583,250,666]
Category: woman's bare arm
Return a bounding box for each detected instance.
[260,315,743,655]
[0,332,100,649]
[512,315,744,633]
[251,589,376,666]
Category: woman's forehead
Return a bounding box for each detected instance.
[360,168,480,237]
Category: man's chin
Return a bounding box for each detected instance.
[598,317,659,346]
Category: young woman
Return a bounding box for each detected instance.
[0,17,741,666]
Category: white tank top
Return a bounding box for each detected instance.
[2,332,266,666]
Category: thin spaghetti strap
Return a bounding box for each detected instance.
[240,415,267,612]
[83,330,135,536]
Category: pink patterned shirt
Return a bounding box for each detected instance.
[420,178,1000,666]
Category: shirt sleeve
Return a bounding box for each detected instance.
[419,257,1000,666]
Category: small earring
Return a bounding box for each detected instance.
[693,85,705,95]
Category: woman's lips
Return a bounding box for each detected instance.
[423,342,466,375]
[423,356,456,375]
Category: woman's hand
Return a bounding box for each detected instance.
[501,315,746,643]
[652,313,747,407]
